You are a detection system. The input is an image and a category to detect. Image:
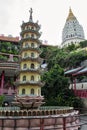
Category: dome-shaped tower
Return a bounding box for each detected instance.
[13,8,44,109]
[62,8,85,47]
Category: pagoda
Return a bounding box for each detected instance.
[62,8,85,47]
[12,8,44,109]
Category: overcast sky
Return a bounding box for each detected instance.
[0,0,87,45]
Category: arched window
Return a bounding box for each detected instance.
[31,26,34,30]
[23,64,27,69]
[23,75,26,81]
[31,43,34,48]
[31,34,34,38]
[25,42,28,47]
[31,76,34,81]
[26,34,29,38]
[31,88,34,95]
[31,63,34,69]
[31,52,34,57]
[22,89,25,95]
[24,52,27,58]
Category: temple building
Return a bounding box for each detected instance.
[65,60,87,99]
[0,35,20,103]
[62,8,85,47]
[12,8,44,109]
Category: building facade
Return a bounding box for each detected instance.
[0,35,20,100]
[62,8,85,47]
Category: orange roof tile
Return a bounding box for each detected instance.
[0,35,19,43]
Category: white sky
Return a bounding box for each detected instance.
[0,0,87,46]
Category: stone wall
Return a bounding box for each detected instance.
[0,110,80,130]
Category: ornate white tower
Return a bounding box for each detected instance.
[62,8,85,47]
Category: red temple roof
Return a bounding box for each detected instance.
[0,35,19,43]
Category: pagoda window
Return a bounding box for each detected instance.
[23,64,27,69]
[31,52,34,57]
[24,52,28,58]
[22,89,25,95]
[25,42,28,47]
[31,43,34,48]
[25,26,28,30]
[23,76,26,81]
[31,34,34,38]
[31,26,34,30]
[31,88,34,95]
[71,34,72,37]
[26,34,29,38]
[31,76,34,81]
[31,63,34,69]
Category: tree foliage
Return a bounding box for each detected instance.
[41,64,82,107]
[41,42,86,108]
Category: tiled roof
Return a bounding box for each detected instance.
[64,67,83,75]
[73,67,87,76]
[0,35,19,43]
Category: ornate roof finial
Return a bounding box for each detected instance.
[66,7,76,21]
[29,8,33,22]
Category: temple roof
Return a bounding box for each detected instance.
[64,67,83,75]
[73,67,87,76]
[0,35,19,43]
[66,8,76,21]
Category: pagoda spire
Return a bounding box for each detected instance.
[29,8,33,22]
[66,7,76,21]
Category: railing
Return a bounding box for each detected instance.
[70,82,87,90]
[39,106,73,110]
[69,83,87,98]
[74,90,87,98]
[0,107,20,111]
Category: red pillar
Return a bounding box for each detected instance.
[40,118,44,130]
[0,71,5,94]
[63,117,66,130]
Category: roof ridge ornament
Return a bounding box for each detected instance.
[29,8,33,22]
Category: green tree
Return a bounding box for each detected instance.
[42,64,82,108]
[0,95,5,106]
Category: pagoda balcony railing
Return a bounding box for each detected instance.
[19,67,42,73]
[21,56,43,63]
[20,37,42,44]
[20,29,41,37]
[21,21,41,31]
[15,80,43,86]
[21,46,41,53]
[21,36,39,41]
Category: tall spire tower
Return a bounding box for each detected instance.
[62,8,85,47]
[13,8,44,109]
